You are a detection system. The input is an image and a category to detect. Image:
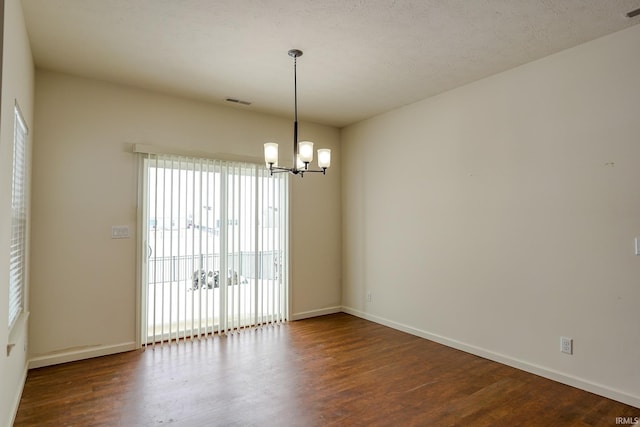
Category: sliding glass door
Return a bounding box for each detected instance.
[139,154,288,345]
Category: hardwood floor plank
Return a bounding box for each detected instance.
[14,313,639,426]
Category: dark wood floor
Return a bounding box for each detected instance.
[14,313,639,426]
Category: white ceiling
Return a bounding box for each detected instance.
[21,0,640,128]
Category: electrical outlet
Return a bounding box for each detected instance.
[366,291,372,302]
[560,337,573,355]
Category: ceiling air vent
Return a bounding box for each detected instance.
[225,98,252,106]
[626,8,640,18]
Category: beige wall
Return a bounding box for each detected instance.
[0,0,34,424]
[9,1,639,415]
[342,24,640,407]
[29,70,341,363]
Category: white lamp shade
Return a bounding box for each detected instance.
[264,142,278,166]
[298,141,314,163]
[317,148,331,168]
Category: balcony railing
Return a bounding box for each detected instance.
[147,250,281,285]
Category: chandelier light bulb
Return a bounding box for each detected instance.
[317,149,331,169]
[296,154,305,169]
[298,141,314,163]
[264,142,278,166]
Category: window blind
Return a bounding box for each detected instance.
[9,103,29,329]
[140,153,289,345]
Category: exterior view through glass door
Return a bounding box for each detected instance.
[140,154,289,345]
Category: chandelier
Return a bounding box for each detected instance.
[264,49,331,177]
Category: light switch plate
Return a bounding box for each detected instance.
[635,237,640,256]
[111,225,130,239]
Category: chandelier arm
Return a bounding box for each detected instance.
[268,165,295,173]
[298,168,327,175]
[267,164,326,176]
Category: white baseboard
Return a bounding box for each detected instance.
[291,306,342,321]
[28,342,137,369]
[341,306,640,409]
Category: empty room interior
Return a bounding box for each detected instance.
[2,0,640,425]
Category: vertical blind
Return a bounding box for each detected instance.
[140,153,289,345]
[9,103,29,329]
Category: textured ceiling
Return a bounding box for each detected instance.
[21,0,640,127]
